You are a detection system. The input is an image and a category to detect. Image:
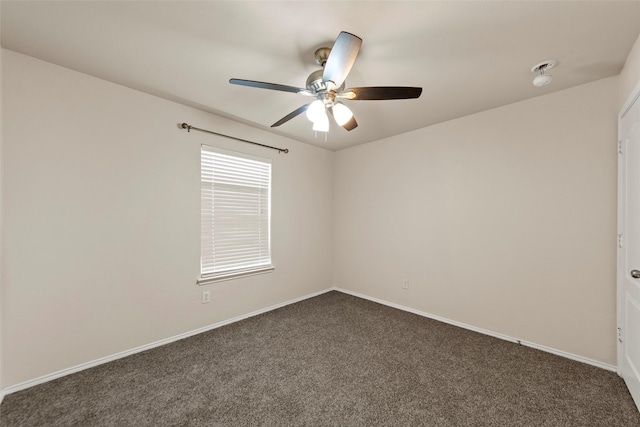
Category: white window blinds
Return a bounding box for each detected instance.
[200,146,272,282]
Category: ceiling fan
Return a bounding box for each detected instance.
[229,31,422,132]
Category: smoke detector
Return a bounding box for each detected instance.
[531,60,557,87]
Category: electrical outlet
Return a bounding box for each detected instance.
[202,290,211,304]
[402,279,409,290]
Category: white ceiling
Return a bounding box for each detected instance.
[2,1,639,151]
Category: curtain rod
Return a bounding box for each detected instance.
[180,123,289,154]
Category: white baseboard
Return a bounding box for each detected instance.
[333,287,617,372]
[1,287,334,397]
[2,286,614,399]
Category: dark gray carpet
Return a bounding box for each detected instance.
[1,291,639,426]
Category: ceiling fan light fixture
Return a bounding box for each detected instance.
[332,102,354,126]
[306,99,325,122]
[312,111,330,132]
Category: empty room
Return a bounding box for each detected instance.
[2,1,640,425]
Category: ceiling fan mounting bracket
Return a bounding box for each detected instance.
[314,47,331,66]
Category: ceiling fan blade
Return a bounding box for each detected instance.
[328,107,358,131]
[339,86,422,100]
[322,32,362,89]
[271,104,310,127]
[230,78,313,96]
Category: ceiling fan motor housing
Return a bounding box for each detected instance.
[306,69,326,92]
[306,67,345,107]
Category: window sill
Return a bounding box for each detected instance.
[197,265,274,285]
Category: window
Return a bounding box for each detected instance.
[198,145,273,284]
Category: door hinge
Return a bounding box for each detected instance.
[618,327,623,343]
[618,139,623,154]
[618,234,623,248]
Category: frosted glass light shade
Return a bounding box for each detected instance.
[306,100,325,122]
[332,102,353,126]
[312,112,329,132]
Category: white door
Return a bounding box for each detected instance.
[619,86,640,411]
